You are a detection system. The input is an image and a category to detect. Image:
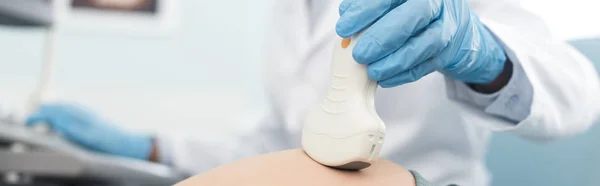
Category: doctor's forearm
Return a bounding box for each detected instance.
[149,137,160,162]
[468,57,513,94]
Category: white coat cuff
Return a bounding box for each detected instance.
[155,135,175,166]
[445,53,533,125]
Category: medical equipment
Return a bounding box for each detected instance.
[0,120,190,186]
[0,0,52,26]
[0,2,189,185]
[302,33,386,170]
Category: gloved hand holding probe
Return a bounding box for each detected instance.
[336,0,507,87]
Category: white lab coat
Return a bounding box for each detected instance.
[158,0,600,185]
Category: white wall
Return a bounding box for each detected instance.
[521,0,600,40]
[0,0,274,135]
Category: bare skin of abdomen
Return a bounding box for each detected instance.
[174,149,416,186]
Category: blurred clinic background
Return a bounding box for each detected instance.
[0,0,599,186]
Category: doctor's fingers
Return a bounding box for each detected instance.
[25,111,79,135]
[365,19,450,81]
[46,103,98,120]
[26,105,87,128]
[336,0,408,38]
[26,104,64,126]
[353,0,444,64]
[378,60,438,88]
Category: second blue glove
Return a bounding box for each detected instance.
[26,103,153,160]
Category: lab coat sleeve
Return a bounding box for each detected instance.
[446,0,600,141]
[154,104,292,174]
[446,59,532,123]
[150,0,321,173]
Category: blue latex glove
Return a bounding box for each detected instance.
[336,0,507,87]
[26,104,152,160]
